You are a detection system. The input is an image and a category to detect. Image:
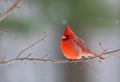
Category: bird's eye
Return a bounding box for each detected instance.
[62,35,69,41]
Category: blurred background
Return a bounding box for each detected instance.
[0,0,120,82]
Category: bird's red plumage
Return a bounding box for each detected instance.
[61,25,104,60]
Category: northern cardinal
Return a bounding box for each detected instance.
[61,24,104,60]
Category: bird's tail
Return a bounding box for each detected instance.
[88,52,104,60]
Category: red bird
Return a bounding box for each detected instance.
[61,25,104,60]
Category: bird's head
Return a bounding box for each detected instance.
[62,24,75,41]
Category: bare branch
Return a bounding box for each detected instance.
[0,49,120,64]
[99,49,120,56]
[0,0,23,22]
[16,32,50,58]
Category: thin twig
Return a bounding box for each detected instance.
[100,49,120,56]
[0,49,120,64]
[16,32,50,58]
[0,0,23,22]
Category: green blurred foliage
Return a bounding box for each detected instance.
[69,0,115,27]
[0,19,29,34]
[0,0,116,33]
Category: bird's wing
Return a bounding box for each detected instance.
[77,36,85,43]
[73,37,89,52]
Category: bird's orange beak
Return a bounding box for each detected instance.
[61,35,66,40]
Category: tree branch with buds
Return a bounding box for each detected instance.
[0,0,120,65]
[0,49,120,64]
[0,0,23,22]
[0,31,120,65]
